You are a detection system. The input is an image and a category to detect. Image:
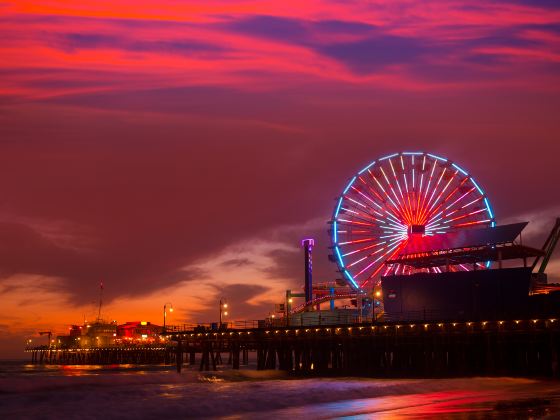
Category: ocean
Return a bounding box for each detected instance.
[1,361,560,419]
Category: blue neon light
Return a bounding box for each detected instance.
[358,161,376,174]
[427,153,447,162]
[484,198,494,219]
[379,153,398,161]
[344,269,359,289]
[451,163,468,176]
[335,197,343,217]
[343,176,356,194]
[402,152,423,155]
[335,246,344,267]
[471,178,484,195]
[333,221,338,243]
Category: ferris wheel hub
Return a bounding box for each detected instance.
[408,225,426,235]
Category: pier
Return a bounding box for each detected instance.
[27,345,175,365]
[169,318,560,377]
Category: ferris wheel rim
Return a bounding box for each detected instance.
[331,151,496,291]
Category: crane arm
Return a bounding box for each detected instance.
[533,218,560,274]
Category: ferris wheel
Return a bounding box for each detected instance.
[330,152,495,291]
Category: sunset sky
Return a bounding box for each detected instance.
[1,0,560,358]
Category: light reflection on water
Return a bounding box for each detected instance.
[1,362,560,418]
[10,363,171,377]
[254,384,560,419]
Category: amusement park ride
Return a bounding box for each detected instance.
[284,151,560,323]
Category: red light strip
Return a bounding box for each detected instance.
[336,219,377,227]
[379,167,405,223]
[460,196,483,210]
[417,157,438,225]
[373,170,398,213]
[452,219,491,228]
[363,240,407,285]
[347,246,387,268]
[414,155,427,224]
[359,176,386,208]
[368,170,406,224]
[389,159,414,225]
[341,203,385,225]
[424,167,447,216]
[425,176,469,222]
[338,236,382,245]
[342,241,386,257]
[445,207,486,223]
[421,169,458,224]
[444,187,476,212]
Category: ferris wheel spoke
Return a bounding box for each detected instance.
[358,176,387,207]
[423,167,447,219]
[361,240,407,286]
[342,241,387,257]
[381,211,407,229]
[413,155,428,224]
[443,187,476,213]
[346,196,368,209]
[389,158,415,225]
[389,160,413,224]
[339,236,385,246]
[411,155,416,190]
[350,185,382,210]
[369,170,405,221]
[340,204,385,226]
[443,207,487,224]
[424,176,469,222]
[424,170,458,217]
[459,196,484,211]
[380,165,411,223]
[370,172,402,221]
[347,246,389,268]
[343,202,404,234]
[399,155,416,220]
[354,248,392,277]
[451,219,491,229]
[417,158,438,224]
[389,159,405,202]
[336,218,378,228]
[442,198,485,222]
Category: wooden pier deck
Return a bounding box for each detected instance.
[169,318,560,377]
[26,345,175,365]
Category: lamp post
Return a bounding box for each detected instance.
[219,298,228,328]
[163,302,173,331]
[373,290,381,322]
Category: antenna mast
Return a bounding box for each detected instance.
[97,281,103,322]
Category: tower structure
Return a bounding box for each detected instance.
[302,238,314,307]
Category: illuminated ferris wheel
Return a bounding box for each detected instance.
[331,152,495,291]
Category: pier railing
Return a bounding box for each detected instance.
[170,318,560,377]
[164,320,261,332]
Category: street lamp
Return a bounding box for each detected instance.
[219,298,228,327]
[163,302,173,331]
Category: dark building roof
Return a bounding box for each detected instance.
[386,222,543,268]
[401,222,528,255]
